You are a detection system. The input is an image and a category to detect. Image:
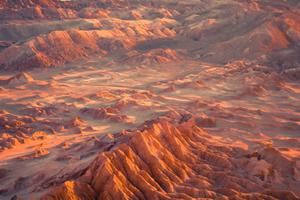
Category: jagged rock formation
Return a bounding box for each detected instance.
[122,48,182,65]
[5,73,34,85]
[0,110,54,151]
[1,0,299,71]
[0,0,76,20]
[0,19,176,70]
[43,119,300,200]
[0,0,172,20]
[0,0,300,199]
[81,107,134,124]
[181,2,300,69]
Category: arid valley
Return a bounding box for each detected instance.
[0,0,300,199]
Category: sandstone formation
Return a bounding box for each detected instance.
[43,119,300,200]
[0,0,299,199]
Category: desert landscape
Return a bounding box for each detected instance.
[0,0,299,199]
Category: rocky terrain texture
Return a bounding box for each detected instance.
[0,0,299,199]
[43,118,300,200]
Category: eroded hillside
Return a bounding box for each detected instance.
[0,0,299,199]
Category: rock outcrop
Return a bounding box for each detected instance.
[0,19,176,71]
[123,48,182,65]
[43,119,300,200]
[5,72,34,85]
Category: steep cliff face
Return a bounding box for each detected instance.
[43,119,300,200]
